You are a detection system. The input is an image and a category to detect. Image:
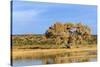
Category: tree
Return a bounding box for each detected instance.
[45,22,91,48]
[75,23,91,44]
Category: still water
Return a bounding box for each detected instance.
[13,50,97,67]
[13,58,97,67]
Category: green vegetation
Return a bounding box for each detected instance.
[12,22,97,64]
[12,34,55,45]
[12,22,97,49]
[12,34,97,46]
[45,22,95,48]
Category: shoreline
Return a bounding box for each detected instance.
[12,47,97,60]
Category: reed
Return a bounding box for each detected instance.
[12,47,97,60]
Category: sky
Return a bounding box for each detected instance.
[12,1,97,35]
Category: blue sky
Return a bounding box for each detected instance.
[12,1,97,35]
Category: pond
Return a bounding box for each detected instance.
[13,57,97,67]
[12,50,97,67]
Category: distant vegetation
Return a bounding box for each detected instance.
[12,22,97,62]
[12,22,97,48]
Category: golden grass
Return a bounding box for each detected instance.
[13,44,97,49]
[12,46,97,60]
[54,55,97,63]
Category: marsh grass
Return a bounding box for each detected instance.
[12,34,97,63]
[12,47,97,60]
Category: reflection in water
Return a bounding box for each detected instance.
[13,58,97,67]
[13,59,43,67]
[13,51,97,67]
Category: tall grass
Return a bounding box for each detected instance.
[12,34,97,45]
[12,47,97,60]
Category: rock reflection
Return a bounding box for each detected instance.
[13,51,97,66]
[42,51,97,64]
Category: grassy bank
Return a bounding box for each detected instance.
[12,47,97,60]
[12,34,97,46]
[12,34,97,61]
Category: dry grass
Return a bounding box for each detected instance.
[12,46,97,60]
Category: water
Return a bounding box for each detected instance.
[12,51,97,67]
[13,57,97,67]
[13,59,43,67]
